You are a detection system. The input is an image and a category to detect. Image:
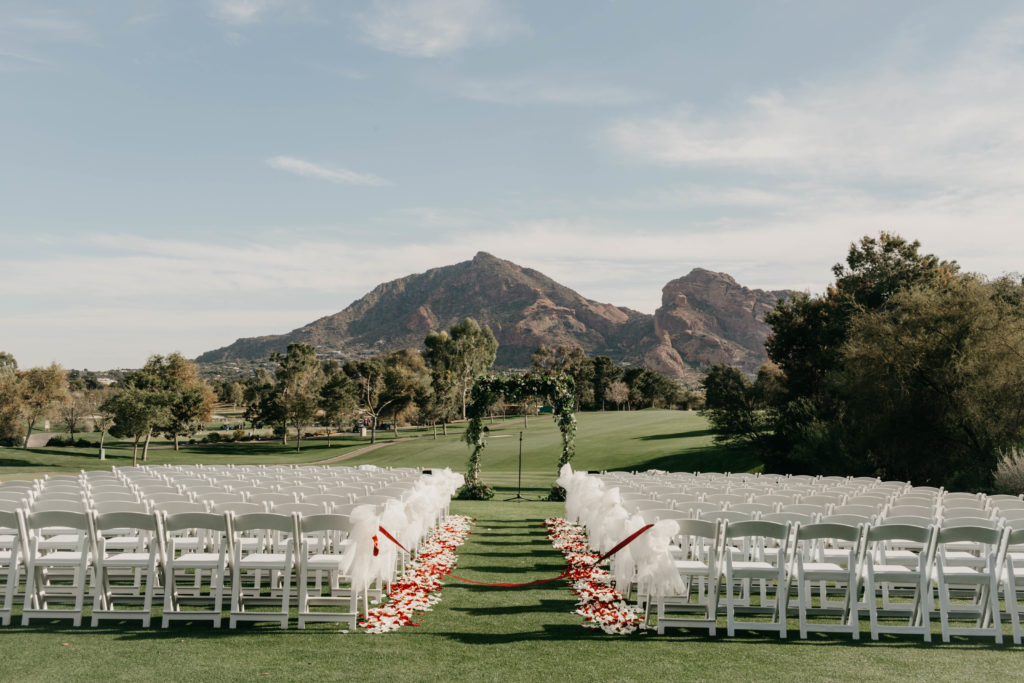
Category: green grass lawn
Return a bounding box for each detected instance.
[1,411,1020,680]
[342,409,761,493]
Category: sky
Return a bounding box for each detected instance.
[3,1,1024,369]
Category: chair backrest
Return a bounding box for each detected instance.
[700,510,753,523]
[780,504,822,516]
[0,508,22,531]
[297,513,354,535]
[867,522,934,544]
[151,501,206,515]
[819,513,873,527]
[935,525,1003,555]
[638,508,685,524]
[795,522,863,543]
[675,518,719,543]
[210,501,265,515]
[30,498,87,513]
[92,501,149,514]
[940,516,998,529]
[271,502,324,516]
[161,511,229,533]
[833,504,881,517]
[762,511,817,526]
[25,509,91,531]
[93,510,159,533]
[729,503,774,516]
[231,512,295,534]
[722,520,790,541]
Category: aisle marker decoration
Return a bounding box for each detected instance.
[545,517,644,635]
[360,515,473,633]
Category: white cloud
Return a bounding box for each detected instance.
[356,0,526,58]
[606,14,1024,193]
[266,156,390,186]
[207,0,284,25]
[456,75,647,106]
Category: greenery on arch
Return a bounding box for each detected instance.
[458,372,576,501]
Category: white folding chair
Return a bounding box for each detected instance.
[294,513,359,629]
[790,522,864,639]
[861,523,937,641]
[934,525,1006,643]
[21,509,93,626]
[229,512,297,629]
[161,511,230,628]
[720,520,791,637]
[656,519,720,635]
[0,509,24,626]
[90,511,162,627]
[1002,527,1024,645]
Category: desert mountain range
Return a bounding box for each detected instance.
[197,252,793,383]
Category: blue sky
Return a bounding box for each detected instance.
[3,1,1023,369]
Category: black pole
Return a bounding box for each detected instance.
[504,430,533,501]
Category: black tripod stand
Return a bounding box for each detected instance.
[504,431,534,501]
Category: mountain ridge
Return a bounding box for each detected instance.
[196,252,791,381]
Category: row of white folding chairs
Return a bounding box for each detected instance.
[649,518,1024,643]
[0,507,398,630]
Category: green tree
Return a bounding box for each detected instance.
[834,276,1024,489]
[344,358,394,444]
[763,232,960,473]
[144,353,214,452]
[699,365,775,450]
[423,318,498,420]
[217,380,245,406]
[19,362,68,448]
[531,345,595,409]
[592,356,622,410]
[0,353,22,444]
[103,385,166,466]
[271,343,325,452]
[381,349,429,438]
[320,367,358,446]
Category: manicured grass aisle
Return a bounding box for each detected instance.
[1,499,1023,681]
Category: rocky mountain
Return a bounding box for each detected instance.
[197,252,655,369]
[643,269,793,383]
[197,253,792,382]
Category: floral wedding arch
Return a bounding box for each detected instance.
[458,372,576,500]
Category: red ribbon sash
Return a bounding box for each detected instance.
[375,523,654,589]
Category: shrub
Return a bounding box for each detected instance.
[994,447,1024,495]
[233,429,246,441]
[204,432,222,443]
[455,482,494,500]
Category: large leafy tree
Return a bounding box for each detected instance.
[423,318,498,420]
[19,362,68,448]
[835,276,1024,489]
[761,232,960,473]
[381,349,430,438]
[271,343,325,451]
[320,365,358,447]
[591,355,622,410]
[149,353,215,451]
[0,352,22,444]
[344,358,394,444]
[103,385,166,466]
[531,345,595,409]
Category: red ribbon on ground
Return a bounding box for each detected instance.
[375,522,654,589]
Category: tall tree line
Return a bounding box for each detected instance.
[701,233,1024,490]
